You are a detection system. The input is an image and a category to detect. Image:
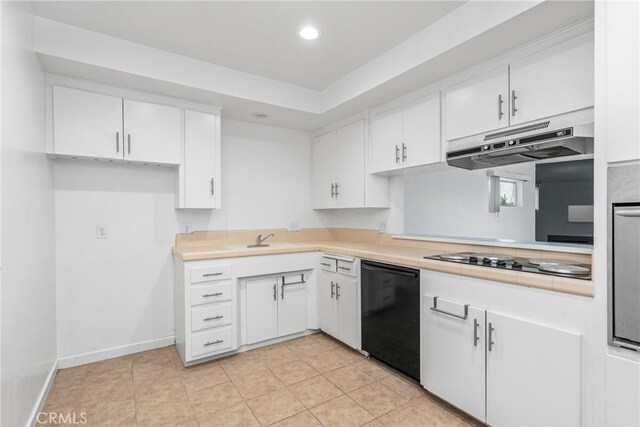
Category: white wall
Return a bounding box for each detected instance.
[1,2,57,426]
[54,119,323,362]
[403,164,536,241]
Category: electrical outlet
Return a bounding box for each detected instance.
[288,221,301,232]
[182,222,193,234]
[96,225,107,239]
[378,221,387,234]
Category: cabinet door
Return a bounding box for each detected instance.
[335,120,365,208]
[336,276,359,349]
[123,99,181,164]
[605,1,640,163]
[278,280,307,338]
[311,131,337,209]
[370,110,402,173]
[486,312,581,427]
[445,67,509,141]
[318,272,338,338]
[422,295,486,421]
[184,110,218,209]
[53,86,123,160]
[245,278,278,345]
[402,94,441,168]
[510,33,594,126]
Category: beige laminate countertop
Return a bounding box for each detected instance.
[172,237,593,298]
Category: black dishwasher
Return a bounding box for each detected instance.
[361,260,420,380]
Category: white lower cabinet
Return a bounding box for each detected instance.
[244,273,307,345]
[486,311,581,427]
[422,295,486,421]
[318,257,360,349]
[423,293,581,426]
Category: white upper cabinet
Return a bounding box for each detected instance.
[370,93,442,173]
[311,131,338,209]
[123,99,181,164]
[371,109,403,173]
[311,118,386,209]
[445,33,594,141]
[181,110,220,209]
[606,1,640,163]
[445,68,510,141]
[509,33,594,126]
[53,86,124,160]
[335,120,365,208]
[402,94,442,168]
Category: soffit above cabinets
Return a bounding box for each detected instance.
[33,1,594,131]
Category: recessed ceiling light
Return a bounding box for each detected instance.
[299,25,321,40]
[251,112,268,119]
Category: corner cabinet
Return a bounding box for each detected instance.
[445,32,594,141]
[311,118,389,209]
[370,92,441,174]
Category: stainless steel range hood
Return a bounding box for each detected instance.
[446,114,594,170]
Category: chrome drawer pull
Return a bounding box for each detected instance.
[473,318,480,347]
[430,297,469,320]
[338,266,351,271]
[320,262,332,267]
[202,272,223,277]
[203,292,223,298]
[204,315,223,321]
[204,339,223,346]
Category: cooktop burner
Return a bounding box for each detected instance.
[425,252,591,280]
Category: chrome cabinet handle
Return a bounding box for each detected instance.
[395,145,400,163]
[204,315,223,321]
[203,292,223,298]
[273,283,276,301]
[488,322,495,351]
[430,297,469,320]
[330,281,335,298]
[338,266,350,271]
[402,143,407,162]
[281,279,285,299]
[116,131,120,152]
[331,183,335,198]
[127,134,131,154]
[204,339,223,346]
[334,183,339,197]
[498,94,504,119]
[615,209,640,217]
[210,178,214,195]
[473,318,480,347]
[202,272,222,277]
[511,90,517,117]
[336,283,341,300]
[320,262,331,267]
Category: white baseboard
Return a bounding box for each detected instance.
[57,336,175,369]
[27,360,58,427]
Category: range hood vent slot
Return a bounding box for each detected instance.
[483,121,550,141]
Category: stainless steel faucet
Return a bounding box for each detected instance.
[248,233,274,248]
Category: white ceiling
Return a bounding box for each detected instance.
[31,1,465,90]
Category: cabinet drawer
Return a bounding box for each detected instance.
[191,303,232,332]
[191,327,233,357]
[337,260,357,277]
[190,265,232,283]
[191,282,232,306]
[320,257,337,272]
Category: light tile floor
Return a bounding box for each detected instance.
[39,333,481,426]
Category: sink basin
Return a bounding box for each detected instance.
[225,242,299,250]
